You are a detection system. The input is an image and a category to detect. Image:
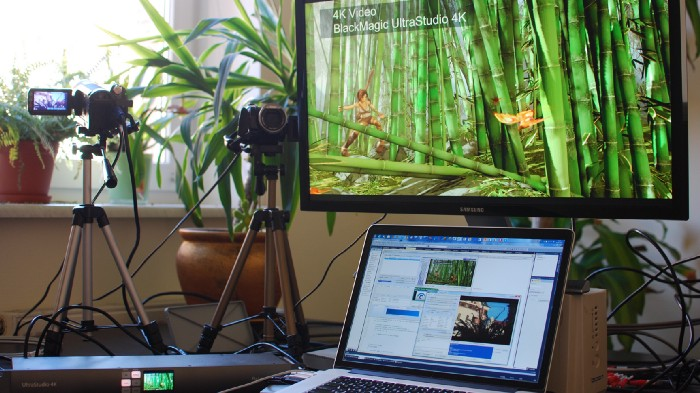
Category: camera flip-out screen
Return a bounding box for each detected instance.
[27,88,72,116]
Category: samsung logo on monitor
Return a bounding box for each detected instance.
[459,207,485,214]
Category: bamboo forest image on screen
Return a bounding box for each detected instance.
[299,0,687,219]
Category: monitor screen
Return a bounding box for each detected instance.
[295,0,688,220]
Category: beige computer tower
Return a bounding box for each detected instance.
[547,288,607,393]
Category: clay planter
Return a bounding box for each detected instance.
[175,228,281,316]
[0,141,57,203]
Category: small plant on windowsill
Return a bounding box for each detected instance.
[0,62,78,203]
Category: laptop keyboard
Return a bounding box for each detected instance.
[309,376,465,392]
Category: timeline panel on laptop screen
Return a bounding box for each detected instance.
[342,233,567,383]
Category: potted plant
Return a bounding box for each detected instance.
[104,0,297,312]
[0,63,77,203]
[516,217,687,352]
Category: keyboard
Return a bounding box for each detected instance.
[309,376,464,392]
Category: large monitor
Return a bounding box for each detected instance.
[295,0,688,220]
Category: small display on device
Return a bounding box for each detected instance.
[27,88,72,116]
[143,370,174,391]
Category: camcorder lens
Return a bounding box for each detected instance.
[258,105,287,134]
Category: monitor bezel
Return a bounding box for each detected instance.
[294,0,689,221]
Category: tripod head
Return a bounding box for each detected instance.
[224,102,299,196]
[249,143,284,197]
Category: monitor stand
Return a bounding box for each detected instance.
[464,215,512,227]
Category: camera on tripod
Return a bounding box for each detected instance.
[228,103,298,150]
[27,80,134,137]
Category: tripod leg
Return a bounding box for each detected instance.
[196,222,263,353]
[44,225,83,356]
[53,225,83,319]
[98,222,166,354]
[281,230,309,347]
[81,219,94,329]
[262,228,278,342]
[271,227,305,356]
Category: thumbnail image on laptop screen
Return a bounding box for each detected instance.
[336,225,572,387]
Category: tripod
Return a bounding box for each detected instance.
[196,144,309,357]
[43,137,165,356]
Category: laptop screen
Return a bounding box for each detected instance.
[335,225,573,390]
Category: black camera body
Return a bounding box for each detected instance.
[235,103,298,146]
[28,80,133,137]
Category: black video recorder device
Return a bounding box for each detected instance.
[11,352,295,392]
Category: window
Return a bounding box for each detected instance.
[1,0,245,206]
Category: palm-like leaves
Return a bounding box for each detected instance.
[105,0,297,236]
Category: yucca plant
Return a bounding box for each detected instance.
[104,0,297,236]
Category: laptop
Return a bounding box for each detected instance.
[280,224,574,393]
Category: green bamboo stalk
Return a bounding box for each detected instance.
[511,0,526,111]
[446,0,480,155]
[440,27,465,158]
[566,0,597,197]
[583,0,600,85]
[474,78,490,154]
[308,108,548,192]
[463,0,508,170]
[495,0,517,105]
[327,3,343,156]
[473,0,528,176]
[413,8,430,165]
[305,8,320,144]
[555,0,582,196]
[309,153,485,179]
[651,0,670,86]
[596,0,620,198]
[389,7,405,161]
[640,0,671,173]
[528,0,572,197]
[611,8,655,198]
[428,24,446,165]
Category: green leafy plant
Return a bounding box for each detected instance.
[0,62,77,163]
[104,0,297,236]
[514,217,686,351]
[570,219,684,351]
[106,101,171,200]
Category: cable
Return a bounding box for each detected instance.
[217,369,311,393]
[12,143,240,343]
[26,305,154,357]
[12,261,63,336]
[117,118,143,324]
[294,213,387,309]
[93,149,242,302]
[233,341,303,368]
[142,291,218,305]
[582,228,700,392]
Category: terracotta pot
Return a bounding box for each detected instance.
[175,228,281,316]
[0,141,57,203]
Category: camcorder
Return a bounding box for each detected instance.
[228,103,298,150]
[27,80,134,138]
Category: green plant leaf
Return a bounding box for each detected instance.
[138,0,203,77]
[326,212,336,236]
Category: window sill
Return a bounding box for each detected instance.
[0,203,227,219]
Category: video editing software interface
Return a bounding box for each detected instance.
[342,233,567,383]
